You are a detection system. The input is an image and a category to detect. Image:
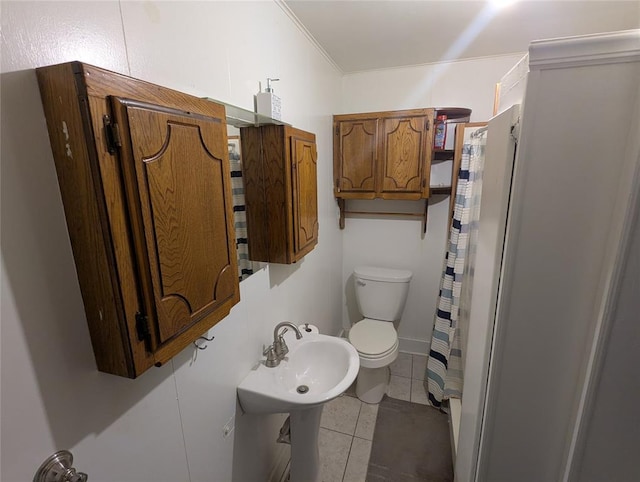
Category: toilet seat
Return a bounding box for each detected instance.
[349,318,398,356]
[349,319,399,368]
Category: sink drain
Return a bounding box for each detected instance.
[296,385,309,394]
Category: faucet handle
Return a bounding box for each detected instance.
[274,333,289,358]
[263,345,279,367]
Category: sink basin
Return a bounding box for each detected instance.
[237,333,359,414]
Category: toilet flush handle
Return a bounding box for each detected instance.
[357,280,366,286]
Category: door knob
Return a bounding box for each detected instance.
[34,450,87,482]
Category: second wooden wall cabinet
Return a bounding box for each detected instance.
[333,108,435,200]
[333,107,472,232]
[241,125,319,264]
[37,62,240,378]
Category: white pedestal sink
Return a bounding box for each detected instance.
[237,333,359,482]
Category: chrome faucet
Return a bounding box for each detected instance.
[263,322,303,367]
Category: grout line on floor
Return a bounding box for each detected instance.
[341,433,356,482]
[353,398,364,436]
[391,372,430,382]
[322,426,350,436]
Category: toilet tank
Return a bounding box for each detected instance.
[354,266,412,321]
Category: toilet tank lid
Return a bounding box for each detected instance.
[354,266,413,283]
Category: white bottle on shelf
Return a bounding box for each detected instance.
[255,78,281,120]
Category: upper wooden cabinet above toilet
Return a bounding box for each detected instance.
[333,108,435,200]
[333,107,471,232]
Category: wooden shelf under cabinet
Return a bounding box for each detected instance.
[432,149,455,161]
[431,186,452,195]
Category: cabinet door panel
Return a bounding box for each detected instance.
[261,127,288,263]
[115,99,236,344]
[380,116,427,195]
[240,127,270,261]
[292,137,319,257]
[338,119,377,194]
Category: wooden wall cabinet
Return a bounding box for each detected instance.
[333,108,435,200]
[37,62,240,378]
[333,107,472,233]
[240,125,318,264]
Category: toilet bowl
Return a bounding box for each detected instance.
[348,266,412,404]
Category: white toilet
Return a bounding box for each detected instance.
[348,266,412,404]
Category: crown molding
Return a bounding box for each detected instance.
[529,29,640,70]
[274,0,343,75]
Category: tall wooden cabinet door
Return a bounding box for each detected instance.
[112,98,239,347]
[239,126,270,262]
[379,115,429,198]
[291,134,319,260]
[335,118,378,198]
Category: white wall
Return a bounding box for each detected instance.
[339,54,524,353]
[0,2,342,481]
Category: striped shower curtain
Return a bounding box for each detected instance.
[427,133,487,408]
[230,157,253,281]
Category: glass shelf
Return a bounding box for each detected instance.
[204,98,290,128]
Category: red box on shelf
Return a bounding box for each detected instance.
[434,114,447,149]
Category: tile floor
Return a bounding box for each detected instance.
[318,352,430,482]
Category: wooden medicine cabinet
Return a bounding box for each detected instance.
[240,125,319,264]
[37,62,240,378]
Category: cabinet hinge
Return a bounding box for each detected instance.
[422,179,426,188]
[335,124,340,137]
[135,311,151,348]
[426,119,430,131]
[103,115,122,155]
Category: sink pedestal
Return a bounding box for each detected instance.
[236,333,360,481]
[289,405,323,482]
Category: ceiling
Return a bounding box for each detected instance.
[284,1,640,73]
